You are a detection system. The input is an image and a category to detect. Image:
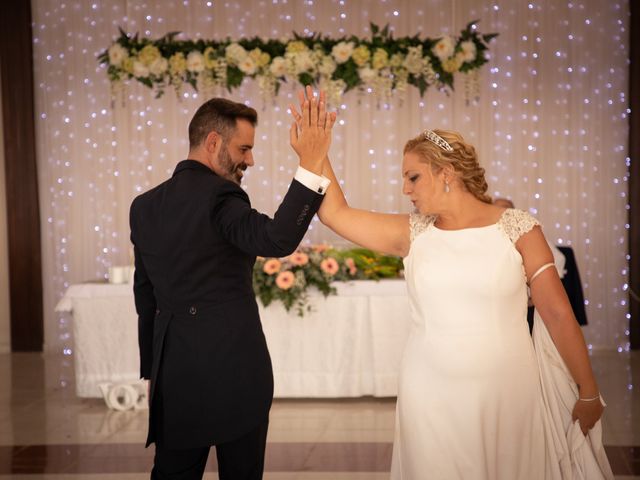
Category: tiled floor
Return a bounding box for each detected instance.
[0,350,638,479]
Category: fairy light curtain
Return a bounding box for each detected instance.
[31,0,629,353]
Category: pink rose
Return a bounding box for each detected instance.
[263,258,281,275]
[320,257,339,276]
[275,270,295,290]
[345,257,357,276]
[288,251,309,266]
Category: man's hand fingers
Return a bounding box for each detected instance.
[301,99,310,128]
[318,99,327,130]
[288,104,302,127]
[309,92,318,127]
[297,89,306,110]
[318,90,330,128]
[305,85,317,126]
[289,121,298,146]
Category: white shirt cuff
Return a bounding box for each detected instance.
[294,166,331,195]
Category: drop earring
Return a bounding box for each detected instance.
[444,181,450,193]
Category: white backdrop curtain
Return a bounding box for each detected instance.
[31,0,630,353]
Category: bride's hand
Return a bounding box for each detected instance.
[571,397,604,435]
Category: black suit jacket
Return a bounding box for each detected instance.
[556,246,588,326]
[129,160,323,449]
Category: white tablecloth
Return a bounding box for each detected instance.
[55,280,412,398]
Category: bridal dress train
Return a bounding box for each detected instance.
[390,209,612,480]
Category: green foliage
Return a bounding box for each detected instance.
[226,66,244,90]
[329,248,404,280]
[99,22,498,101]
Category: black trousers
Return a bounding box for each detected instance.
[150,370,269,480]
[151,419,269,480]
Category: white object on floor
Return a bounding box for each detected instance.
[99,380,148,411]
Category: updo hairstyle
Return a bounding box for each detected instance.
[403,129,492,204]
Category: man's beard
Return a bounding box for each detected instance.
[218,145,247,185]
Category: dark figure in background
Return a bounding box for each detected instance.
[130,94,335,479]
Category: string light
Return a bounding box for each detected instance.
[32,0,629,358]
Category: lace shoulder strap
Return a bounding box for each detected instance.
[497,208,541,244]
[409,212,436,242]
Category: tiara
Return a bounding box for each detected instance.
[423,130,454,152]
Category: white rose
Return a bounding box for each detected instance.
[432,36,455,61]
[319,77,346,104]
[442,55,463,73]
[318,55,337,76]
[133,60,149,78]
[108,43,128,67]
[225,43,248,65]
[186,51,205,73]
[460,40,477,62]
[423,60,437,84]
[238,56,257,75]
[389,53,404,68]
[331,41,354,64]
[285,57,297,75]
[291,51,314,75]
[269,56,288,77]
[149,57,168,76]
[358,67,377,83]
[403,52,424,75]
[404,58,423,75]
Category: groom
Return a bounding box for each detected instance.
[130,93,335,479]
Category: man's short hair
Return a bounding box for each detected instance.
[188,98,258,149]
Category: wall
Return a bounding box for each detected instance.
[0,63,11,353]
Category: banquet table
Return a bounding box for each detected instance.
[55,280,412,398]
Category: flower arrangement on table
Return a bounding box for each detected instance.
[99,22,497,104]
[253,245,404,317]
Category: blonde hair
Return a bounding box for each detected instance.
[403,129,492,204]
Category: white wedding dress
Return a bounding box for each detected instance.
[390,209,613,480]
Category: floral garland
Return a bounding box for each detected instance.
[99,22,497,104]
[253,245,404,317]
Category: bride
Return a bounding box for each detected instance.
[290,87,611,479]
